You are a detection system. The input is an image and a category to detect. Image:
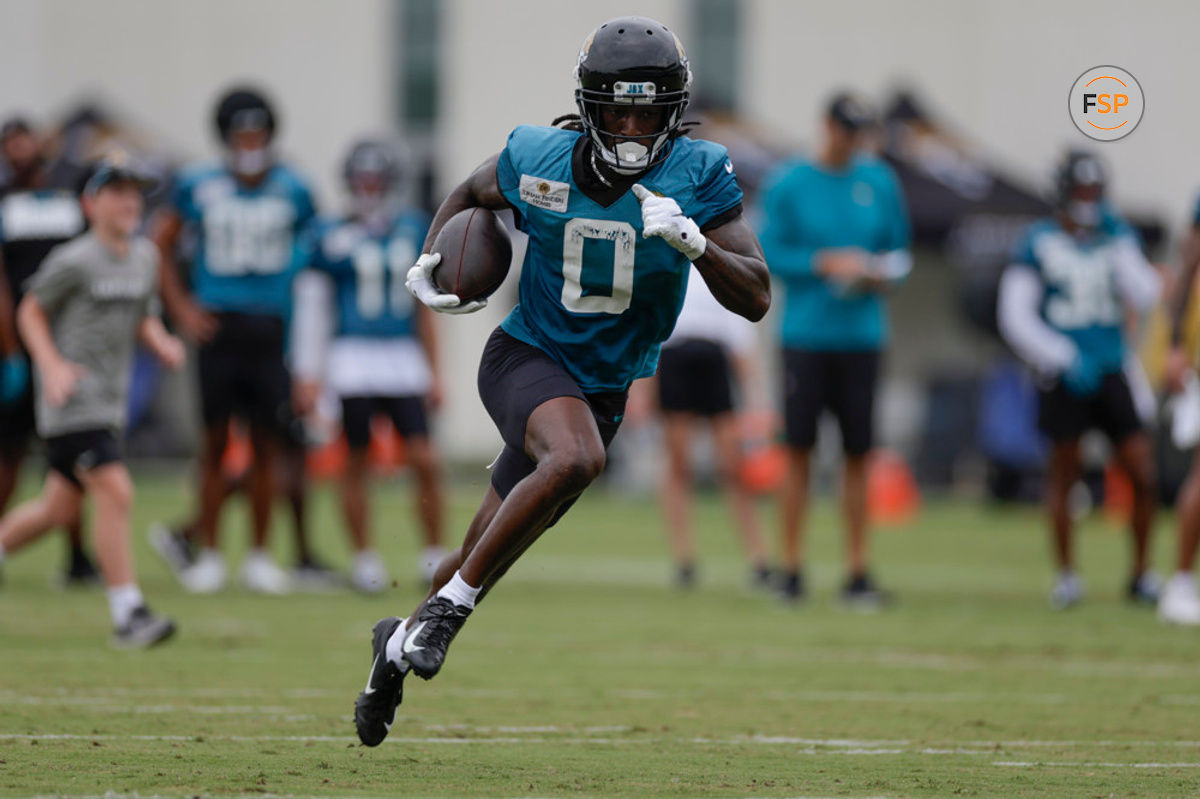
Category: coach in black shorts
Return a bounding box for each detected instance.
[758,93,912,606]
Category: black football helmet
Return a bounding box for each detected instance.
[1054,150,1106,207]
[213,86,277,143]
[574,16,692,174]
[342,138,402,192]
[1053,150,1107,229]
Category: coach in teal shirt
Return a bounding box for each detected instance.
[758,92,912,607]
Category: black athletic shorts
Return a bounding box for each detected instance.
[783,348,880,456]
[197,311,292,435]
[45,428,121,489]
[341,395,429,450]
[0,376,36,460]
[1037,371,1142,444]
[657,339,734,417]
[477,327,626,519]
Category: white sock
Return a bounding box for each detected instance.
[436,571,481,610]
[106,583,144,628]
[385,618,411,671]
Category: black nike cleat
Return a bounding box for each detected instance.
[400,597,472,680]
[354,616,406,747]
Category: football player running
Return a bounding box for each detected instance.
[0,116,99,586]
[997,151,1161,609]
[152,87,317,594]
[292,139,446,593]
[354,17,770,746]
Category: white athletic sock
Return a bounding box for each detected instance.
[106,583,144,628]
[436,571,481,610]
[385,617,411,671]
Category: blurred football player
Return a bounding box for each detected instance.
[630,264,769,589]
[0,115,100,586]
[998,151,1161,609]
[0,157,184,647]
[151,87,317,594]
[353,16,770,746]
[292,138,445,593]
[1160,187,1200,625]
[758,93,912,607]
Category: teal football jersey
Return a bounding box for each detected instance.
[1011,213,1140,373]
[310,211,428,338]
[496,125,742,393]
[171,162,317,318]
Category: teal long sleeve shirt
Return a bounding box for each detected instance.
[759,155,911,351]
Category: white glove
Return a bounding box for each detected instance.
[632,184,707,261]
[405,252,488,315]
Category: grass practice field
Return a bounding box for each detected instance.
[2,468,1199,798]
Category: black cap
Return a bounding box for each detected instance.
[0,116,33,141]
[827,91,875,132]
[83,153,157,196]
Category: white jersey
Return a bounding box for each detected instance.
[664,265,756,354]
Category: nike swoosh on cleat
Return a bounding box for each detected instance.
[363,655,379,695]
[402,622,427,654]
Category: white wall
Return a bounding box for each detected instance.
[745,0,1200,227]
[0,0,394,205]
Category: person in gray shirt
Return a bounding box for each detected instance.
[0,157,185,648]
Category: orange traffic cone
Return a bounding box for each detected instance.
[867,449,920,526]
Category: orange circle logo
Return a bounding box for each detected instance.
[1068,65,1144,142]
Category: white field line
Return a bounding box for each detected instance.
[995,761,1200,768]
[20,795,895,799]
[3,732,1199,757]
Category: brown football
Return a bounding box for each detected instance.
[431,208,512,303]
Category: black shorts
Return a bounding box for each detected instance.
[783,348,880,456]
[341,395,429,450]
[657,339,734,417]
[477,328,626,518]
[1037,371,1143,444]
[0,379,36,460]
[197,312,292,435]
[45,428,121,489]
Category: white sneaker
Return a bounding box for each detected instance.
[351,551,390,594]
[180,550,228,594]
[1050,571,1084,610]
[1158,573,1200,626]
[240,551,292,595]
[418,546,447,584]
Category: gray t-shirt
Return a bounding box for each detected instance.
[27,232,160,437]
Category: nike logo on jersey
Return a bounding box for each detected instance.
[403,622,427,654]
[724,161,734,174]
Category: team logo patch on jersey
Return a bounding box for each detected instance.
[520,175,570,213]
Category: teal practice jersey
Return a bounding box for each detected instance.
[1011,213,1139,373]
[759,155,910,351]
[309,211,428,338]
[496,125,742,393]
[171,162,317,318]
